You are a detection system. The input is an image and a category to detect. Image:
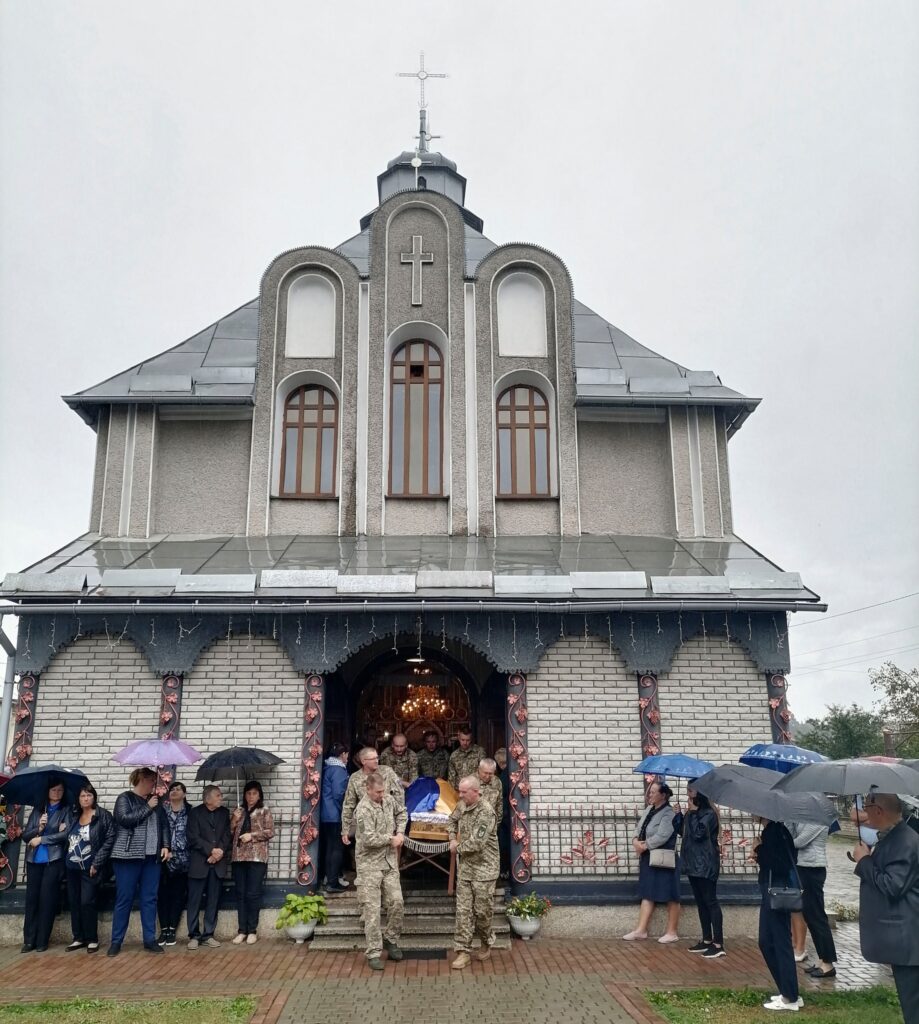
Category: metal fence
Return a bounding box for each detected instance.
[530,804,760,879]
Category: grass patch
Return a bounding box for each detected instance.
[0,996,256,1024]
[647,986,899,1023]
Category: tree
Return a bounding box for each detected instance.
[871,661,919,758]
[794,703,885,760]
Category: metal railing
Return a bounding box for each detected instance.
[530,804,760,878]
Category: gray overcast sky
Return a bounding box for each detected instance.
[1,1,917,722]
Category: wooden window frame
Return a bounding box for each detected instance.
[278,384,338,499]
[388,339,445,498]
[495,384,552,498]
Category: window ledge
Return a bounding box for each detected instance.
[272,494,339,501]
[385,494,450,502]
[495,494,558,502]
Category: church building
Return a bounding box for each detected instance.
[1,97,823,902]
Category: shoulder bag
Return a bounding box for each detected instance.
[767,831,803,912]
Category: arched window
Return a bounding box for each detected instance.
[389,340,443,496]
[279,385,338,497]
[496,385,551,497]
[496,271,547,357]
[285,274,336,358]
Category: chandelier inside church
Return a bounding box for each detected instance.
[400,684,450,720]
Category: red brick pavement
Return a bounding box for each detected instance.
[0,924,890,1024]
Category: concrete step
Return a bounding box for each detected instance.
[324,898,505,917]
[310,933,513,952]
[320,916,510,936]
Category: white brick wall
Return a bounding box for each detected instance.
[181,636,303,879]
[528,637,645,807]
[657,636,771,765]
[31,636,161,811]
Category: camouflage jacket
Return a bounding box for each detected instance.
[354,794,407,872]
[479,776,503,828]
[379,746,419,785]
[417,748,449,780]
[448,745,486,789]
[341,766,404,834]
[454,798,499,882]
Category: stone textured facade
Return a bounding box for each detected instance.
[30,637,161,810]
[527,637,643,805]
[181,636,303,879]
[657,635,770,766]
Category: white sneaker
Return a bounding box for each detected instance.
[657,932,680,944]
[622,930,648,941]
[232,933,246,945]
[338,876,349,887]
[764,997,803,1012]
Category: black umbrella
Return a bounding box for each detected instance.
[195,747,285,803]
[0,764,89,808]
[693,764,837,825]
[773,759,919,798]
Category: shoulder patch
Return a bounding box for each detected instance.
[476,823,487,839]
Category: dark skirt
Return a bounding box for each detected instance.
[638,852,680,903]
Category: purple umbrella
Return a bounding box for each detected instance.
[112,738,203,767]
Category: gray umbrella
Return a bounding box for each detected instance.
[773,759,919,797]
[693,764,837,825]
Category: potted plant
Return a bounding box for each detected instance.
[275,892,329,944]
[506,891,551,940]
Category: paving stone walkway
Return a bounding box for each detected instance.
[0,923,890,1024]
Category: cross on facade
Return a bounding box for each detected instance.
[401,235,434,306]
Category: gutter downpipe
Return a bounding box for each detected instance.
[0,599,827,616]
[0,615,16,763]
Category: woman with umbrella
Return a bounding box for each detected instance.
[21,776,72,952]
[229,780,275,944]
[108,768,170,957]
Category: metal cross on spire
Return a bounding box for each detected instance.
[397,51,448,154]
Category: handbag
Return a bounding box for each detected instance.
[767,831,803,912]
[649,848,677,870]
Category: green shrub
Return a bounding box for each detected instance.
[275,892,329,929]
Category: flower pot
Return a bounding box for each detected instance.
[285,921,317,944]
[508,915,541,941]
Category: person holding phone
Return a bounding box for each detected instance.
[675,786,724,958]
[229,780,275,944]
[108,768,170,957]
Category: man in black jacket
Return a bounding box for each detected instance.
[854,793,919,1023]
[186,786,231,949]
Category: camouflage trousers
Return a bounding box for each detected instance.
[356,864,404,959]
[453,876,496,953]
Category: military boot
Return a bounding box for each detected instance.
[383,939,404,961]
[367,957,385,971]
[451,951,471,970]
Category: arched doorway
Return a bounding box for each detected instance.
[340,639,504,758]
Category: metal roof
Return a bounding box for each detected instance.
[1,533,820,605]
[63,218,756,430]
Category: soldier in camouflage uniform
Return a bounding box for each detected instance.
[476,758,503,829]
[379,734,418,789]
[341,748,404,842]
[353,772,407,969]
[417,730,449,780]
[450,775,499,969]
[447,729,486,790]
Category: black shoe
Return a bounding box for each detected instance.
[383,939,403,961]
[807,966,836,978]
[106,944,121,957]
[688,941,711,953]
[164,929,177,947]
[34,946,48,953]
[20,944,34,954]
[702,945,727,959]
[144,941,165,954]
[157,930,169,946]
[325,885,348,895]
[66,941,86,952]
[87,943,99,953]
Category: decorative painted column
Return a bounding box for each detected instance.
[297,673,325,888]
[766,673,793,743]
[506,672,532,885]
[155,673,183,797]
[637,673,662,799]
[2,673,40,889]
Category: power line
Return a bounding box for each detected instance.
[790,591,919,628]
[792,642,919,676]
[793,625,919,659]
